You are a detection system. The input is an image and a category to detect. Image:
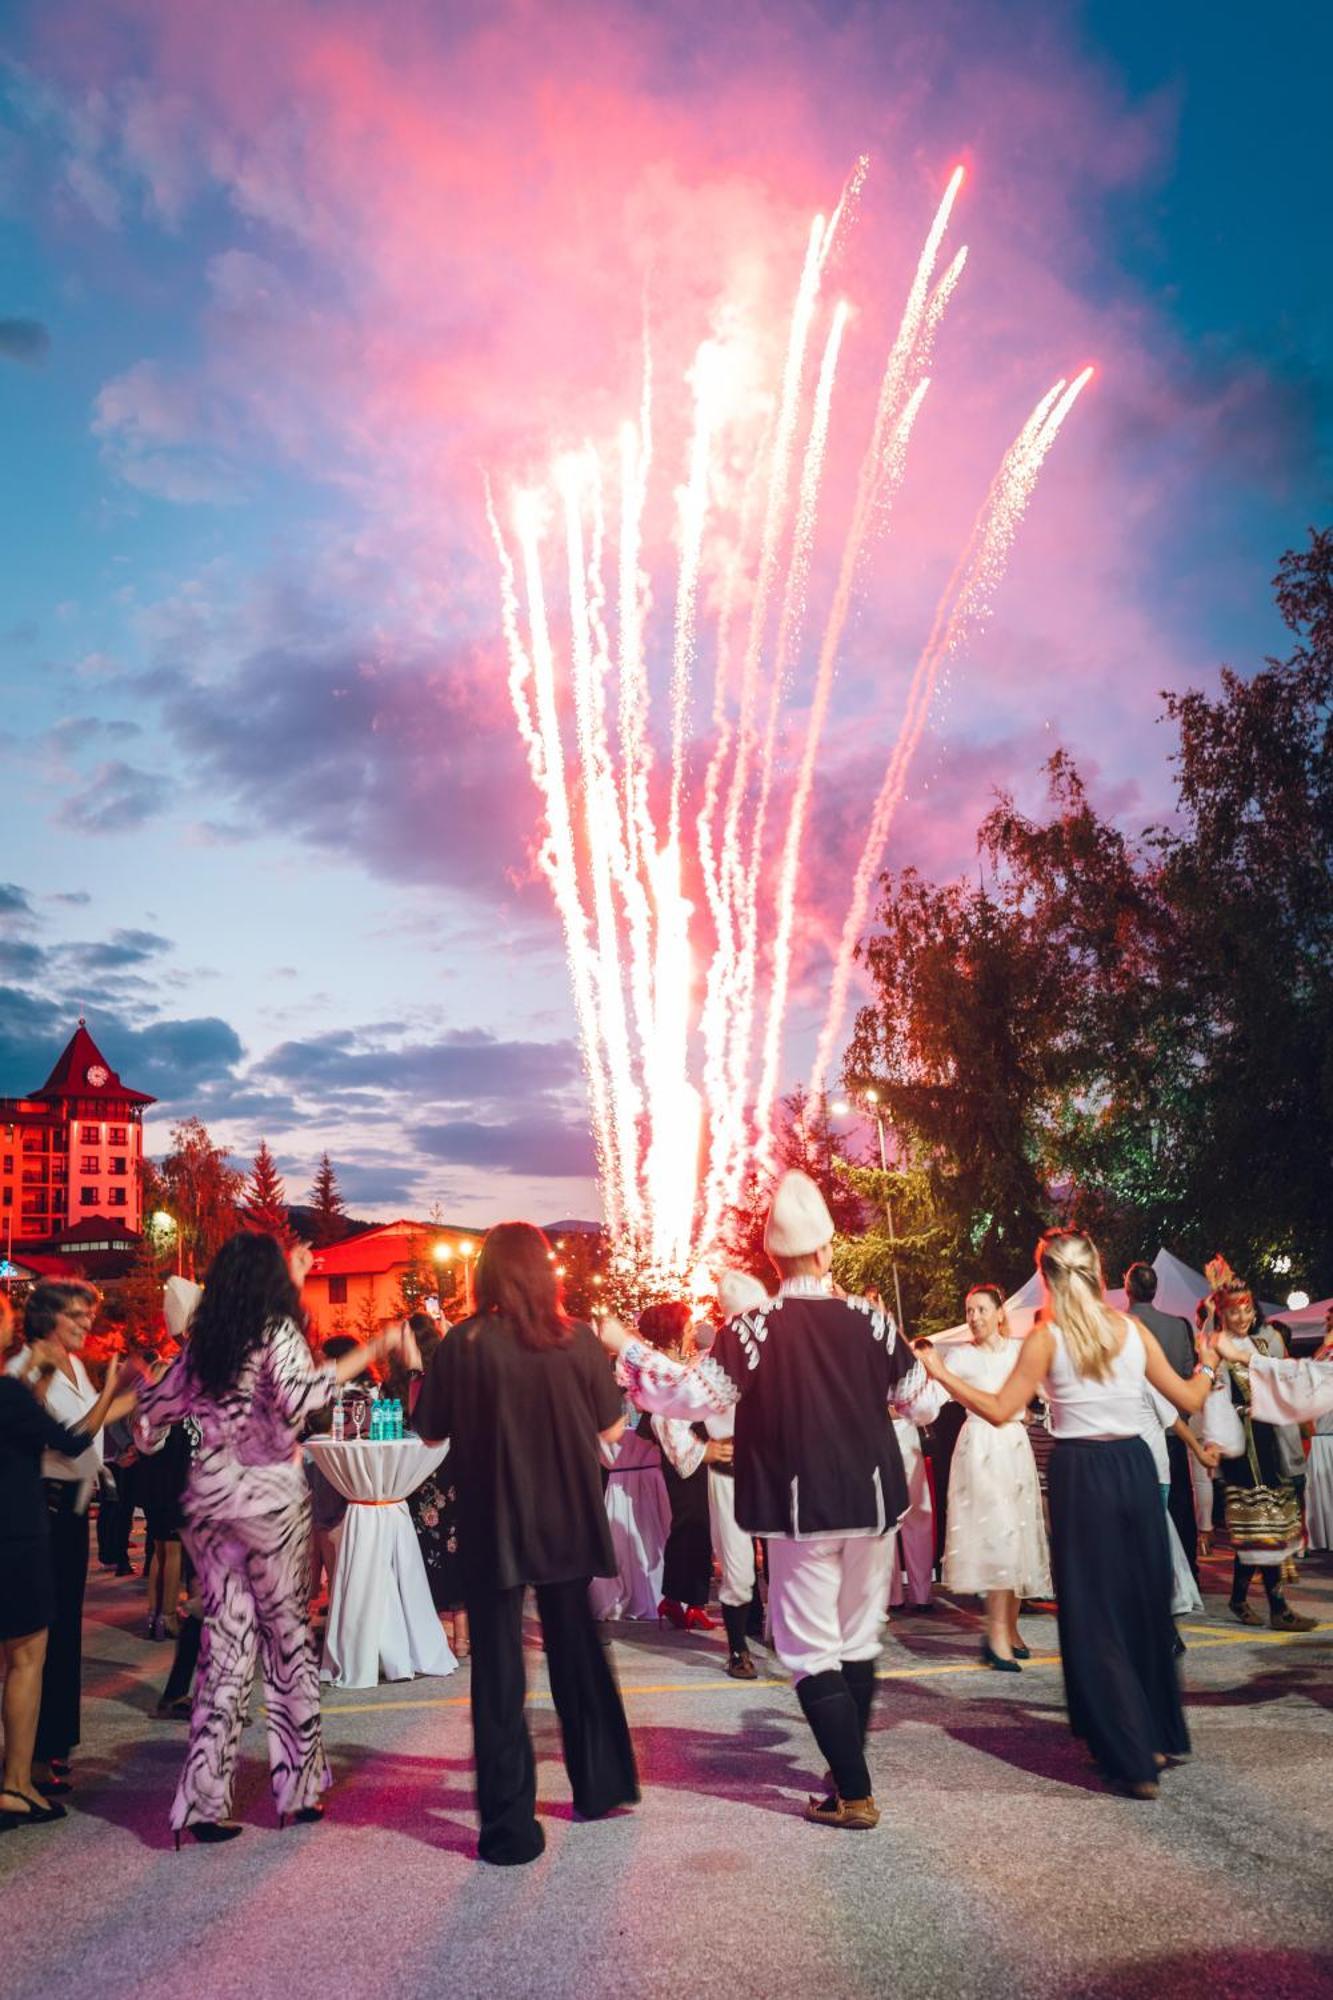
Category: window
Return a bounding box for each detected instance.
[109,1127,127,1145]
[3,1155,11,1172]
[80,1155,99,1173]
[80,1125,100,1143]
[110,1157,128,1176]
[328,1276,348,1305]
[2,1189,11,1208]
[108,1188,127,1208]
[80,1187,98,1207]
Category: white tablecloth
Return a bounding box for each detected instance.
[308,1438,457,1689]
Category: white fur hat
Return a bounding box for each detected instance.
[764,1169,835,1259]
[163,1275,203,1340]
[716,1270,770,1321]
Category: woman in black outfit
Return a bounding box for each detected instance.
[414,1222,638,1866]
[0,1317,125,1827]
[636,1301,718,1631]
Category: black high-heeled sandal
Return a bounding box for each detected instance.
[279,1804,326,1829]
[981,1640,1022,1673]
[0,1789,68,1826]
[173,1820,244,1848]
[48,1758,72,1778]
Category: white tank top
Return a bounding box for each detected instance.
[1044,1315,1151,1440]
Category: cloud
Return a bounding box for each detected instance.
[413,1115,598,1179]
[0,883,35,918]
[58,759,167,833]
[0,318,50,364]
[70,927,173,971]
[257,1024,579,1107]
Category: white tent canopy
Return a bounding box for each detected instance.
[929,1246,1211,1346]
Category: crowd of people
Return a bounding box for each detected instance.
[1,1175,1330,1860]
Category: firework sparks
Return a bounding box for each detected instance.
[488,164,1090,1278]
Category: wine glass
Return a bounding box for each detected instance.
[349,1396,366,1443]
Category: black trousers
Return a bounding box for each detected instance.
[37,1484,90,1762]
[465,1579,639,1865]
[1165,1432,1198,1581]
[659,1461,712,1608]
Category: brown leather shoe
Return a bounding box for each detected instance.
[1228,1600,1263,1626]
[803,1792,880,1830]
[1270,1605,1318,1632]
[725,1649,758,1680]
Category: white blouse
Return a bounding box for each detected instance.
[5,1347,103,1509]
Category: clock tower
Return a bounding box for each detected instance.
[0,1018,155,1270]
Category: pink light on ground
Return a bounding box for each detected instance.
[490,160,1091,1280]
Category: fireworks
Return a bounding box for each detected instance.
[489,161,1092,1280]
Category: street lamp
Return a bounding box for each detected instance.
[459,1239,478,1313]
[430,1240,453,1313]
[833,1089,905,1335]
[152,1209,182,1276]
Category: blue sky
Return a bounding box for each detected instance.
[1,0,1328,1225]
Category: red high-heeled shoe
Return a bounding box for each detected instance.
[657,1597,688,1629]
[684,1606,719,1631]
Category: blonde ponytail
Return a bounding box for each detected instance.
[1038,1229,1121,1382]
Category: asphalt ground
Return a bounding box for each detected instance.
[3,1544,1332,2000]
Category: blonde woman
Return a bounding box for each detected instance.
[939,1284,1051,1669]
[917,1229,1219,1799]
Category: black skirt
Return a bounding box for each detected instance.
[0,1534,54,1640]
[1047,1435,1188,1785]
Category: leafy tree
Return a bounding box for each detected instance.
[830,1161,967,1335]
[308,1153,349,1247]
[148,1119,244,1279]
[243,1140,291,1243]
[718,1088,867,1279]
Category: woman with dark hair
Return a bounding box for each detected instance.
[136,1231,412,1844]
[414,1220,638,1866]
[2,1296,126,1826]
[635,1300,719,1632]
[5,1279,115,1796]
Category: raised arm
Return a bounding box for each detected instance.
[915,1325,1054,1427]
[652,1415,708,1477]
[599,1317,739,1420]
[1241,1352,1333,1426]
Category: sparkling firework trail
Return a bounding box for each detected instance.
[490,165,1091,1276]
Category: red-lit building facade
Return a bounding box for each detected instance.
[0,1021,154,1276]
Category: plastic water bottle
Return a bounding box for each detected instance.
[369,1400,382,1443]
[390,1398,401,1441]
[331,1390,346,1444]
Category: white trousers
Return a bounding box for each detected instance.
[707,1470,756,1608]
[889,1421,934,1607]
[767,1533,894,1682]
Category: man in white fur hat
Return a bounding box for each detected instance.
[602,1170,943,1830]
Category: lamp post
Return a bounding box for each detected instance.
[431,1240,453,1317]
[152,1209,182,1277]
[832,1090,905,1336]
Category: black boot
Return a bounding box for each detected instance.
[746,1569,765,1639]
[722,1601,757,1678]
[796,1670,871,1803]
[842,1657,877,1748]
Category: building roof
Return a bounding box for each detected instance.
[309,1219,479,1279]
[36,1021,155,1108]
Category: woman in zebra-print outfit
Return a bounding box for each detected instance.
[137,1232,412,1845]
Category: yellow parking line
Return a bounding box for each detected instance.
[321,1620,1329,1715]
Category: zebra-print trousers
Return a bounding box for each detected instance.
[173,1497,330,1830]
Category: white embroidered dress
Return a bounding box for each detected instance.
[941,1340,1052,1598]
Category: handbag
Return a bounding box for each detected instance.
[1222,1404,1303,1567]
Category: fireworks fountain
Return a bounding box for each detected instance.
[489,161,1092,1285]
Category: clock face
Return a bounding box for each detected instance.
[86,1064,109,1087]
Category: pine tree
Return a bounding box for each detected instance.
[308,1152,348,1247]
[244,1140,291,1243]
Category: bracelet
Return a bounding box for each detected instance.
[1197,1364,1216,1382]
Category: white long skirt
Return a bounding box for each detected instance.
[1306,1434,1333,1551]
[589,1430,672,1620]
[942,1415,1052,1599]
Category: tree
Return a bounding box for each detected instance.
[308,1153,349,1247]
[830,1161,966,1335]
[149,1119,244,1279]
[243,1140,291,1243]
[104,1228,171,1352]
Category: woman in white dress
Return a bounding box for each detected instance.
[940,1285,1051,1670]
